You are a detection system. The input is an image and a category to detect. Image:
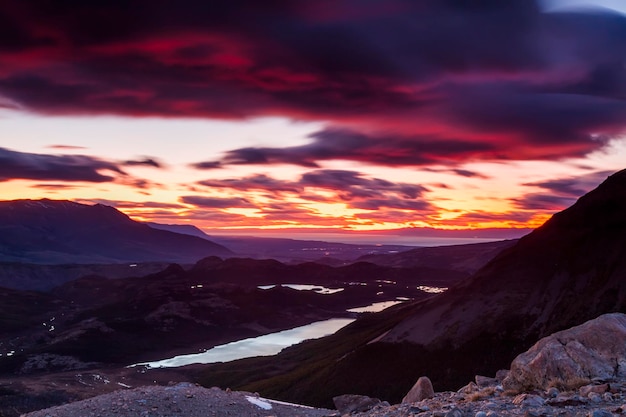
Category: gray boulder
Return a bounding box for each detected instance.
[332,394,381,414]
[402,376,435,403]
[503,313,626,391]
[475,375,498,388]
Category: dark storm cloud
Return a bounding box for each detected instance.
[350,198,431,211]
[198,174,300,193]
[0,147,161,188]
[194,128,495,168]
[2,0,626,165]
[31,183,79,190]
[515,170,613,210]
[191,161,223,170]
[422,167,491,179]
[88,199,186,210]
[0,147,125,182]
[180,195,256,209]
[46,144,88,150]
[514,194,577,211]
[523,170,613,196]
[300,170,428,200]
[448,210,539,226]
[122,157,164,168]
[196,169,432,211]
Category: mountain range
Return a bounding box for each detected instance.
[2,169,625,415]
[0,200,232,264]
[146,222,417,263]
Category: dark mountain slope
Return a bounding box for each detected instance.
[0,262,173,291]
[0,200,232,264]
[185,256,464,288]
[196,169,626,406]
[381,168,626,347]
[357,239,518,273]
[0,287,58,334]
[145,222,211,240]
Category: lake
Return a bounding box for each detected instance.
[347,300,403,313]
[133,318,355,368]
[131,293,426,369]
[258,284,344,294]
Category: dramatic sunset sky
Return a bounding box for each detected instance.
[2,0,626,239]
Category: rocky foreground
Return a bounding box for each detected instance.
[22,313,626,417]
[21,376,626,417]
[344,375,626,417]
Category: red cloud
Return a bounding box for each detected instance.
[1,0,626,166]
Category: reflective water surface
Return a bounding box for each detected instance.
[347,300,403,313]
[133,318,355,368]
[258,284,344,294]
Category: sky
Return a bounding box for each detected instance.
[1,0,626,239]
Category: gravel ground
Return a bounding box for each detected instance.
[22,383,337,417]
[21,380,626,417]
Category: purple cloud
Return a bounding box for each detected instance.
[0,1,625,167]
[180,195,257,209]
[0,147,125,182]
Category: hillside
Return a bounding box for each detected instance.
[381,168,626,347]
[357,239,518,273]
[0,200,232,264]
[0,262,172,291]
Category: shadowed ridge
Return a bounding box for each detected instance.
[379,169,626,347]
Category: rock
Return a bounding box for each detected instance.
[445,407,463,417]
[475,375,498,388]
[589,410,613,417]
[547,394,588,407]
[475,412,487,417]
[458,382,479,394]
[332,394,381,414]
[580,384,609,397]
[503,313,626,391]
[512,394,545,407]
[495,370,509,382]
[410,405,430,413]
[545,387,559,398]
[402,376,435,403]
[588,392,602,403]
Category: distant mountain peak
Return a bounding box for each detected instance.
[0,199,232,264]
[7,198,81,209]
